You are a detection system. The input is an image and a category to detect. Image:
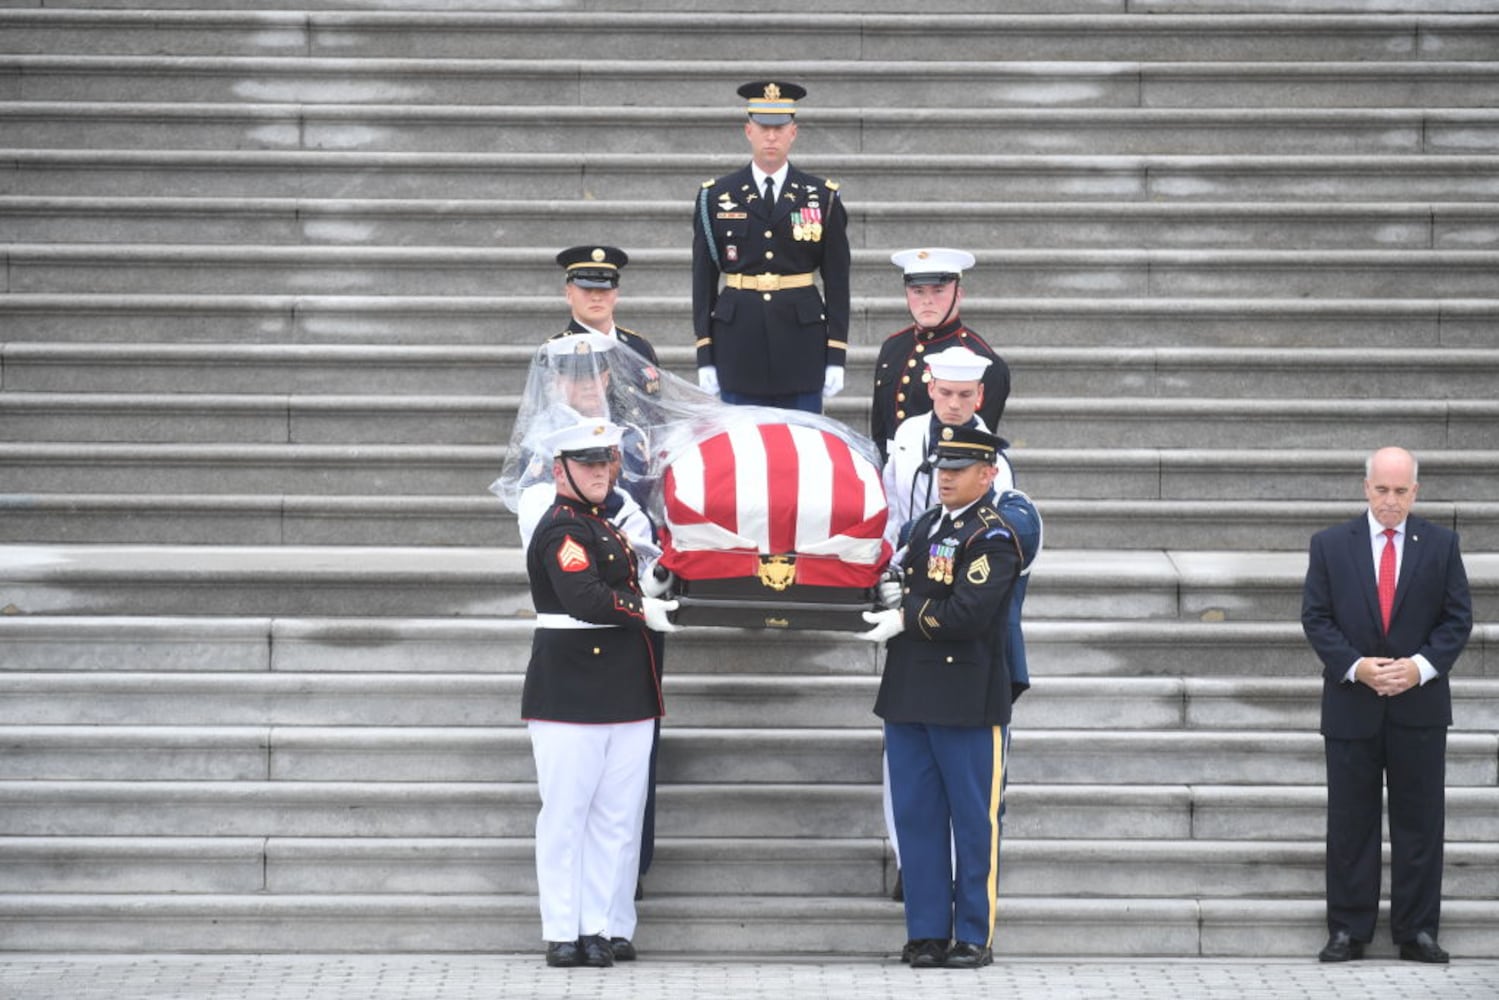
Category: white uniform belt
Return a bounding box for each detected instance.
[535,613,610,630]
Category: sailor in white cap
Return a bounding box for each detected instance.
[522,418,679,970]
[871,248,1010,464]
[881,344,1013,552]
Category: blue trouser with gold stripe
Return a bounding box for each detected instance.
[885,721,1008,946]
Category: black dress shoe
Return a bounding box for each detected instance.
[579,934,614,968]
[1318,930,1364,963]
[545,940,582,967]
[909,939,948,969]
[1399,930,1449,964]
[610,937,637,962]
[945,941,993,969]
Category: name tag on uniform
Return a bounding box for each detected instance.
[717,211,748,220]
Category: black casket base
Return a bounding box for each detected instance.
[669,575,876,632]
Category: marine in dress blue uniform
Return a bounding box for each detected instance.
[692,81,851,413]
[863,426,1024,969]
[871,248,1010,464]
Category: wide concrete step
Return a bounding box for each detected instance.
[8,196,1499,251]
[4,836,1495,902]
[2,892,1498,958]
[4,544,1498,621]
[7,105,1499,157]
[5,10,1495,63]
[2,616,1496,679]
[5,390,1496,451]
[2,614,1494,681]
[8,343,1499,401]
[6,0,1495,13]
[12,724,1495,786]
[3,294,1496,349]
[5,672,1498,732]
[4,779,1497,842]
[6,55,1499,109]
[6,493,1499,553]
[4,446,1498,503]
[10,244,1499,299]
[8,151,1498,203]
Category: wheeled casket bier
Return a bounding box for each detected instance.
[658,420,892,631]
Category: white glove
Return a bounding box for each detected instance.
[822,364,845,398]
[640,566,674,599]
[876,579,902,609]
[643,597,681,633]
[698,365,720,395]
[856,607,903,643]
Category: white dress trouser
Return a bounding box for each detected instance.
[529,718,654,943]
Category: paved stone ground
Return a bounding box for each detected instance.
[1,955,1496,1000]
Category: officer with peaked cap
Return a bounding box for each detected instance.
[871,248,1011,463]
[547,250,661,507]
[859,425,1024,969]
[692,81,851,413]
[552,245,659,365]
[523,418,679,969]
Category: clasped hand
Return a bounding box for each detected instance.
[1357,656,1418,697]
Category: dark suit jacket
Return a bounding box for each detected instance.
[1301,512,1472,740]
[691,163,850,396]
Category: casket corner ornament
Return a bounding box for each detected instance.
[757,554,796,591]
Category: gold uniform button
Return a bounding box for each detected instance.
[896,392,906,402]
[765,251,774,259]
[895,409,905,419]
[921,372,932,383]
[593,647,602,655]
[907,358,917,368]
[945,655,954,663]
[901,376,910,385]
[763,293,772,301]
[764,230,773,238]
[915,344,926,353]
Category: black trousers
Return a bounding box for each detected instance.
[1324,723,1446,943]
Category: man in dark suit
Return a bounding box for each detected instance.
[691,81,850,413]
[1301,446,1472,964]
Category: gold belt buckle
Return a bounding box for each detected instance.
[754,273,779,292]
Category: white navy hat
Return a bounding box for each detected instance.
[543,419,624,462]
[544,331,615,376]
[890,247,976,286]
[925,345,992,382]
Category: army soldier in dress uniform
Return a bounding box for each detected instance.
[552,244,660,365]
[871,248,1010,463]
[692,81,851,413]
[859,426,1024,970]
[523,419,679,969]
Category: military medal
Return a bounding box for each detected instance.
[726,244,738,262]
[929,536,958,585]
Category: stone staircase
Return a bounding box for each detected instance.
[2,0,1498,958]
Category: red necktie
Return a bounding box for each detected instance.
[1378,527,1397,633]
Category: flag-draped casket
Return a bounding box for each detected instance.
[658,421,891,630]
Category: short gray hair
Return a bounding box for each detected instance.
[1365,449,1419,482]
